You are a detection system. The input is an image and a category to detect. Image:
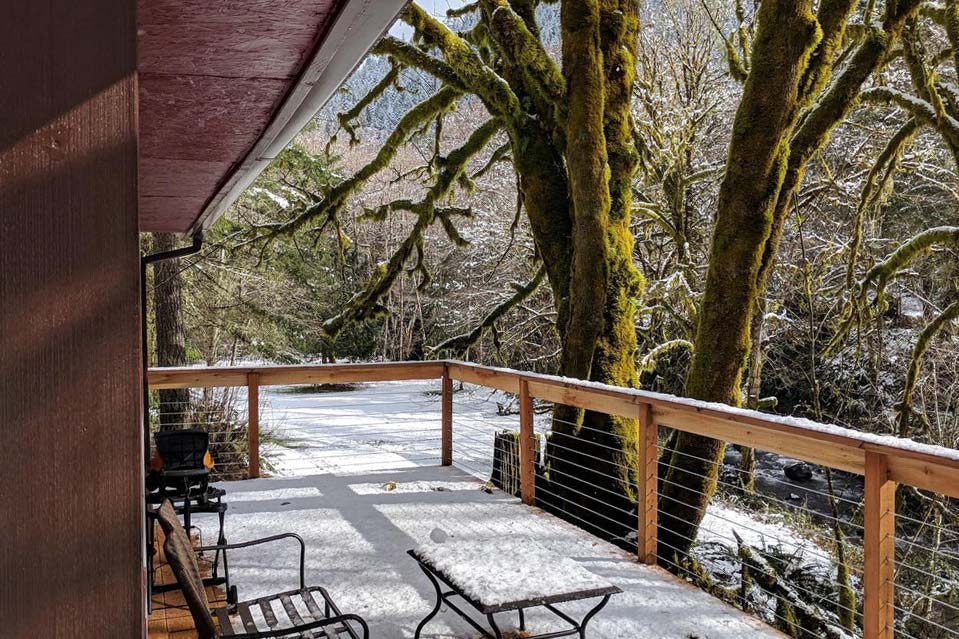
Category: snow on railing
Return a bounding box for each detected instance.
[148,360,959,639]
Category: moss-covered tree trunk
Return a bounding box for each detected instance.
[658,0,822,562]
[658,0,921,564]
[538,0,643,542]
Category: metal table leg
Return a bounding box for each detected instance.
[486,613,504,639]
[413,563,444,639]
[577,594,611,638]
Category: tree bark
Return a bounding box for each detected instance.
[152,233,191,430]
[659,0,822,563]
[538,0,643,544]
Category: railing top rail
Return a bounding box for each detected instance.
[147,359,959,497]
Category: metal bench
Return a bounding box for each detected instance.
[156,499,369,638]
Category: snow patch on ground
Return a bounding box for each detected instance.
[699,503,823,559]
[261,381,524,479]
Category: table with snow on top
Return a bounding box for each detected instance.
[408,537,622,639]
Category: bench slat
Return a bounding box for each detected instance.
[238,602,259,633]
[300,588,325,620]
[259,599,279,628]
[214,606,235,635]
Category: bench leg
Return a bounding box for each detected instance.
[414,564,444,639]
[518,607,526,632]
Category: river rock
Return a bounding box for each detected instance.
[784,461,814,483]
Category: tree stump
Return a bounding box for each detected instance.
[491,430,540,497]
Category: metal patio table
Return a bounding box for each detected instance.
[408,541,622,639]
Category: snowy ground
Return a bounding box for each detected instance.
[259,381,524,478]
[194,465,784,638]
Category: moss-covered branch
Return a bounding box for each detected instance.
[372,36,467,91]
[433,266,546,354]
[247,87,461,245]
[786,0,921,184]
[322,215,431,337]
[846,117,921,289]
[334,62,401,147]
[861,226,959,294]
[322,118,501,336]
[701,0,750,82]
[862,86,959,147]
[400,3,521,120]
[898,299,959,436]
[482,0,566,139]
[799,0,859,103]
[559,0,610,380]
[589,0,643,434]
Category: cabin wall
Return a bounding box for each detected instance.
[0,1,144,636]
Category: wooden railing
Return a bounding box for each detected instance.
[148,360,959,639]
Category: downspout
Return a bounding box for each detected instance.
[140,233,203,461]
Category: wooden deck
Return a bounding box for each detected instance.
[148,530,228,639]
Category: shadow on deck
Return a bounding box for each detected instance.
[145,465,785,639]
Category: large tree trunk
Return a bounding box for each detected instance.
[655,0,920,565]
[152,233,191,430]
[658,0,822,563]
[538,0,643,544]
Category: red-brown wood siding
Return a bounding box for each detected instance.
[138,0,344,233]
[0,1,144,636]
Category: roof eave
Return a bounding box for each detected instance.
[187,0,407,236]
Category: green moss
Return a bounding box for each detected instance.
[401,3,521,120]
[373,36,467,91]
[862,226,959,295]
[662,0,821,562]
[559,0,611,381]
[485,0,566,138]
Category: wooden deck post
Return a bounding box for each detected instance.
[519,379,536,505]
[638,403,658,564]
[864,451,896,639]
[248,372,260,479]
[442,367,453,466]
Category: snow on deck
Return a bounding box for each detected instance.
[194,466,784,638]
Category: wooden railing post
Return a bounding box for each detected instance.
[519,379,536,506]
[441,367,453,466]
[864,451,895,639]
[247,371,260,479]
[638,402,657,564]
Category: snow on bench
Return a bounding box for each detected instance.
[411,536,618,609]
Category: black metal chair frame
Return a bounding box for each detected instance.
[148,429,233,610]
[157,499,369,639]
[408,550,620,639]
[146,492,232,612]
